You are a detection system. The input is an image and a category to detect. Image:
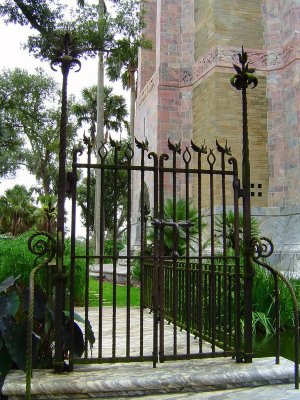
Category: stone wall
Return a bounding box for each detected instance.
[134,0,300,274]
[262,0,300,209]
[193,0,269,208]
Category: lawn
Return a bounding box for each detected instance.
[89,278,140,307]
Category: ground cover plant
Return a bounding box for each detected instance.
[252,264,300,334]
[89,278,140,307]
[0,275,94,379]
[0,231,86,305]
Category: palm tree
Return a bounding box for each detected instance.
[215,210,259,251]
[147,199,202,256]
[73,85,128,142]
[106,5,152,141]
[0,185,36,236]
[106,39,139,141]
[34,194,57,234]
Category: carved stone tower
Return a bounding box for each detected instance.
[133,0,300,273]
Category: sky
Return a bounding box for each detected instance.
[0,4,129,236]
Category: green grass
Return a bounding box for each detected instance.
[252,264,300,333]
[89,278,140,307]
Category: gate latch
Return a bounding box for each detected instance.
[151,219,194,257]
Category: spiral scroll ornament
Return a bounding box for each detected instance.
[28,232,56,267]
[250,236,274,261]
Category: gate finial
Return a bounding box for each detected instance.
[168,138,181,154]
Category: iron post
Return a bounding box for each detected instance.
[51,33,81,372]
[231,47,258,362]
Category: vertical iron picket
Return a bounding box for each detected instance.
[84,141,92,359]
[125,144,133,359]
[98,143,106,360]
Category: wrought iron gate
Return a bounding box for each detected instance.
[68,137,247,368]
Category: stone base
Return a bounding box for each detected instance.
[252,207,300,276]
[1,357,296,399]
[204,206,300,276]
[89,264,127,284]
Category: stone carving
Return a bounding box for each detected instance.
[282,39,297,66]
[137,71,159,108]
[137,39,300,105]
[194,40,300,84]
[181,68,193,85]
[194,47,219,81]
[268,51,282,67]
[247,52,268,69]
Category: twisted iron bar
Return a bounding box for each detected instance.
[26,232,56,400]
[250,236,299,389]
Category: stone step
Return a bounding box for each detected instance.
[90,263,128,284]
[2,357,297,399]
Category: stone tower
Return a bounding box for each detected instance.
[133,0,300,274]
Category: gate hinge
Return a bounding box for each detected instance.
[66,171,76,196]
[238,188,245,198]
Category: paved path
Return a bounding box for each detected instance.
[76,307,213,359]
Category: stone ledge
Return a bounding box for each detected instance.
[2,357,295,399]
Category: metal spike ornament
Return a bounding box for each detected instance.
[231,47,258,363]
[230,47,258,91]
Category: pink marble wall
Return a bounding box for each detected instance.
[263,0,300,208]
[138,0,157,94]
[135,0,194,200]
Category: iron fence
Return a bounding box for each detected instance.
[144,258,243,358]
[67,137,246,367]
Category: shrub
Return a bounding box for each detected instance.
[215,210,259,250]
[252,264,300,333]
[0,276,94,378]
[102,239,125,263]
[64,237,87,306]
[147,198,203,256]
[0,232,37,285]
[0,232,87,306]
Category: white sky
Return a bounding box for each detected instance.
[0,4,129,236]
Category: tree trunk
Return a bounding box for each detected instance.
[129,68,136,145]
[94,0,105,256]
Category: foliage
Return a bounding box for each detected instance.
[0,275,94,378]
[89,278,140,307]
[106,0,152,89]
[77,138,130,239]
[72,85,128,142]
[0,1,149,64]
[0,232,86,306]
[147,199,201,256]
[0,68,76,195]
[33,194,57,234]
[104,239,125,263]
[0,185,36,236]
[252,264,300,334]
[215,210,259,250]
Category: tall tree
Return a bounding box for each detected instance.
[0,185,36,236]
[0,67,76,195]
[73,85,129,238]
[72,85,128,142]
[77,138,130,239]
[106,2,151,141]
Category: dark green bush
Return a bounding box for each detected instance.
[104,239,125,263]
[252,264,300,333]
[0,232,37,285]
[0,276,94,378]
[0,232,87,306]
